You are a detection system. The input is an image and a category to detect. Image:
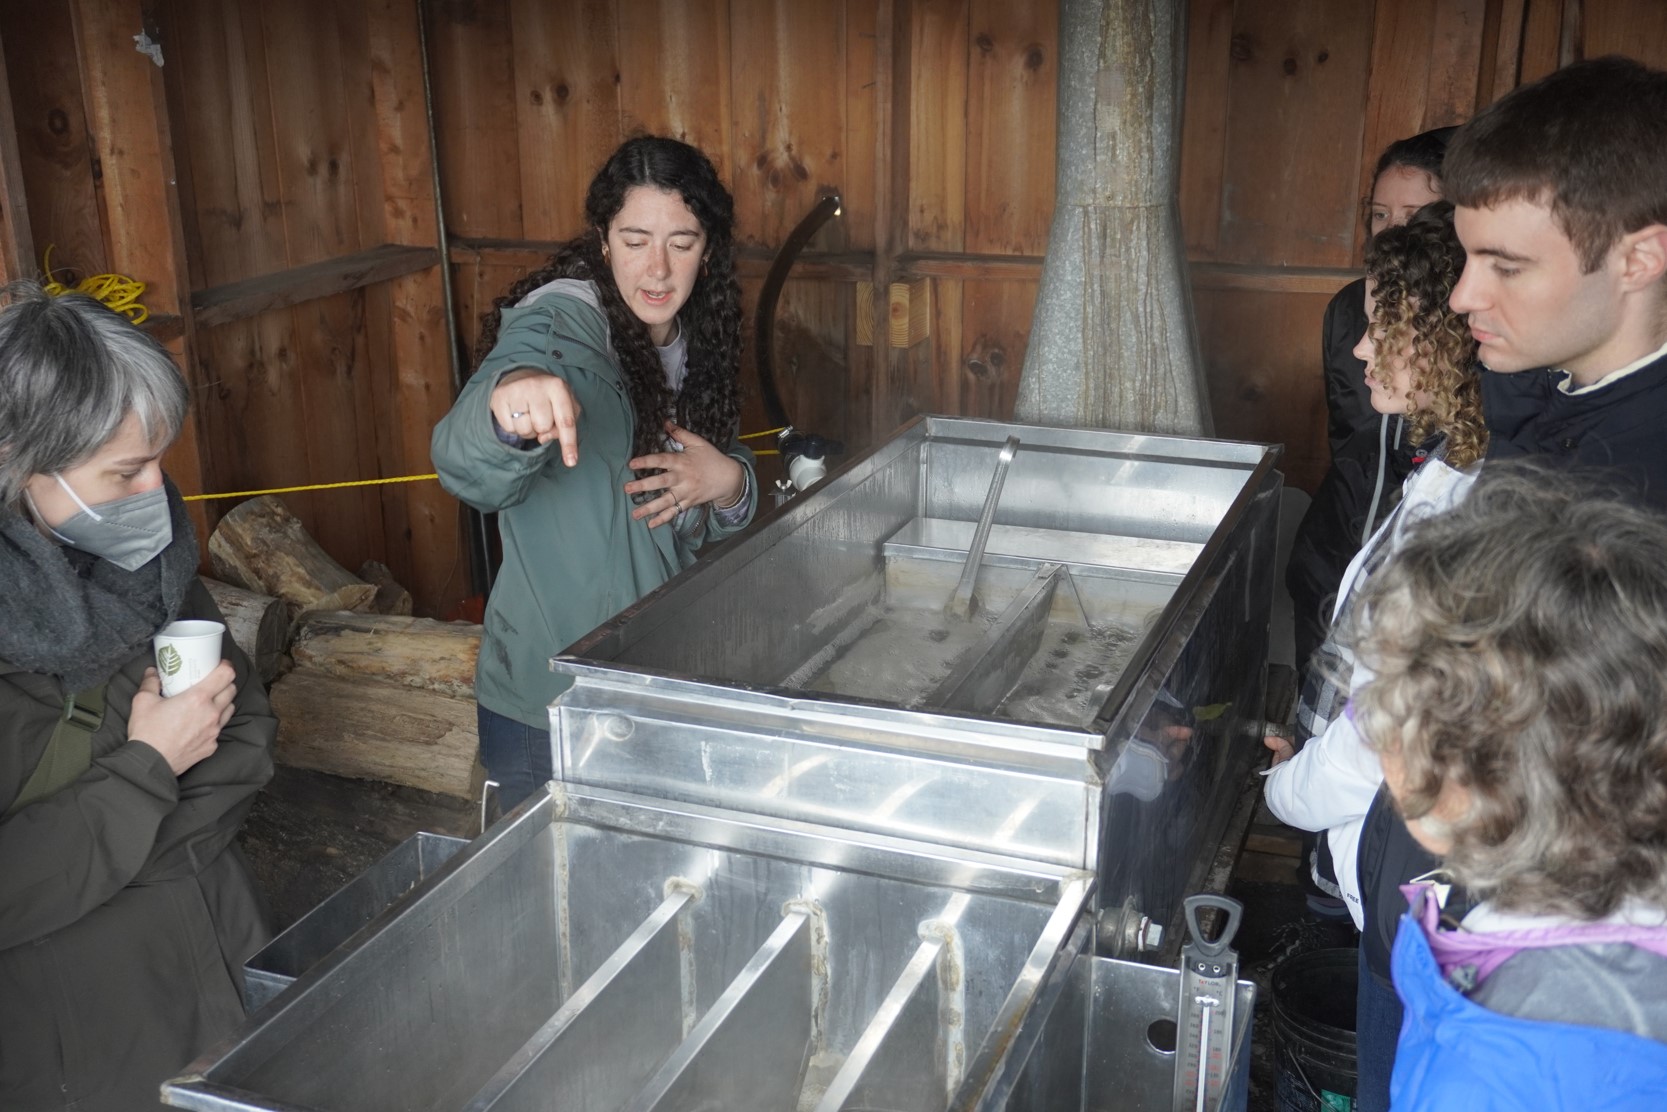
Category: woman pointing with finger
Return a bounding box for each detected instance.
[431,136,757,813]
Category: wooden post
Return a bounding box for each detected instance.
[1015,0,1213,436]
[68,1,212,543]
[0,32,35,283]
[358,0,467,618]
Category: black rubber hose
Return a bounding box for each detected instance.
[754,192,843,432]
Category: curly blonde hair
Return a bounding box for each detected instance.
[1346,467,1667,920]
[1363,201,1487,468]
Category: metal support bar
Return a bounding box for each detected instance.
[626,912,816,1112]
[814,933,952,1111]
[465,890,696,1112]
[929,563,1067,713]
[945,436,1022,620]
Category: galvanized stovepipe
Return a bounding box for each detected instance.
[1015,0,1214,436]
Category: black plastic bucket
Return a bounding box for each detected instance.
[1270,947,1358,1112]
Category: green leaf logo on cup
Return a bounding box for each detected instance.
[158,644,184,678]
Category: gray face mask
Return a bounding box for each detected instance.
[25,473,174,571]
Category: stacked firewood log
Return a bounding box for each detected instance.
[205,496,484,800]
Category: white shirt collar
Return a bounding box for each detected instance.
[1557,334,1667,396]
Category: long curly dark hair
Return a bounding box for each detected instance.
[474,137,743,458]
[1363,200,1487,469]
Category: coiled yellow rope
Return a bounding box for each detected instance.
[40,246,151,323]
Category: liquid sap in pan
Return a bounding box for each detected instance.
[798,597,1156,729]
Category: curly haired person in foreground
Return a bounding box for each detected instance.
[1345,469,1667,1110]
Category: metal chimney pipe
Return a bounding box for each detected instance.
[1015,0,1213,436]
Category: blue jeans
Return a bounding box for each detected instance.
[1355,944,1404,1112]
[476,705,554,816]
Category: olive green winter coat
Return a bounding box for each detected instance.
[0,579,276,1111]
[430,286,757,730]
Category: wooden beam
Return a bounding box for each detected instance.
[140,313,185,343]
[69,0,208,548]
[0,28,35,281]
[1188,261,1359,296]
[896,251,1044,281]
[357,0,467,620]
[191,242,440,329]
[451,237,878,282]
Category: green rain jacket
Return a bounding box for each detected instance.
[0,580,275,1111]
[431,286,757,730]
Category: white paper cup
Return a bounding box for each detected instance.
[153,620,225,697]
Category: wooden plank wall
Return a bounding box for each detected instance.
[1184,0,1667,491]
[155,0,461,617]
[0,1,463,616]
[429,0,1058,471]
[2,0,1665,616]
[430,0,1667,499]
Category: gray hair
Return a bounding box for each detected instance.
[0,281,188,505]
[1345,464,1667,920]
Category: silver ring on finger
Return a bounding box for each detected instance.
[510,410,526,419]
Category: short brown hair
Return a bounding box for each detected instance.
[1443,55,1667,272]
[1347,466,1667,920]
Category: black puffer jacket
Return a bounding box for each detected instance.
[1323,278,1376,453]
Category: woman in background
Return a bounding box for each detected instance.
[1290,128,1457,671]
[1263,200,1483,1112]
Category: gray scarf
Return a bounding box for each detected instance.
[0,478,199,691]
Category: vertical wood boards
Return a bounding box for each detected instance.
[1354,0,1485,260]
[1517,0,1569,84]
[1178,0,1235,257]
[0,36,35,281]
[965,0,1056,257]
[1193,283,1334,490]
[905,0,968,253]
[954,280,1035,420]
[953,2,1053,430]
[424,0,523,238]
[1583,0,1667,62]
[729,0,849,248]
[68,0,209,543]
[619,0,732,172]
[1212,1,1376,269]
[1,3,104,280]
[152,0,461,612]
[770,279,855,448]
[358,0,465,619]
[259,1,387,568]
[510,0,622,240]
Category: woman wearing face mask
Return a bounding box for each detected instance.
[0,284,276,1110]
[431,136,756,814]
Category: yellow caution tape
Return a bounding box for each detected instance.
[183,474,439,503]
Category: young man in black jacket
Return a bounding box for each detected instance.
[1352,54,1667,1112]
